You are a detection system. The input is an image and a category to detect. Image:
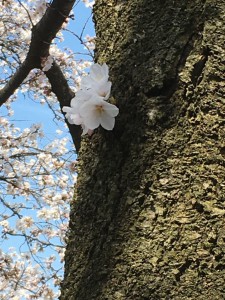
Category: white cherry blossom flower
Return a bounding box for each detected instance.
[80,63,109,88]
[63,63,119,134]
[42,55,54,72]
[62,89,91,125]
[80,96,119,130]
[82,0,95,8]
[92,80,112,99]
[62,106,83,125]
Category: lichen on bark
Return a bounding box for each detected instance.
[60,1,225,299]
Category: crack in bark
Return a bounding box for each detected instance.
[191,46,210,87]
[144,32,201,102]
[175,259,193,282]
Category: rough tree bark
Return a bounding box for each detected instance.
[61,0,225,299]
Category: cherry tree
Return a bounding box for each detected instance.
[0,0,96,298]
[4,1,225,299]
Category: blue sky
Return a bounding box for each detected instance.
[9,1,95,134]
[0,1,95,298]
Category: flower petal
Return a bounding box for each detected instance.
[81,124,89,135]
[71,114,83,125]
[62,106,72,113]
[90,63,109,82]
[103,101,119,117]
[80,100,101,129]
[80,76,94,89]
[100,113,115,130]
[63,63,119,133]
[67,115,75,124]
[94,81,112,99]
[83,111,100,129]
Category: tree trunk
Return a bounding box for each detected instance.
[60,0,225,299]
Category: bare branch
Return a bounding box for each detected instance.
[0,60,32,106]
[45,61,82,152]
[0,0,82,151]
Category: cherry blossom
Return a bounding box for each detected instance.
[82,0,95,8]
[42,55,54,72]
[80,96,119,130]
[63,63,119,134]
[81,63,109,88]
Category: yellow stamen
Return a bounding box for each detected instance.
[95,105,104,114]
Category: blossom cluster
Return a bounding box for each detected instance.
[41,55,54,72]
[0,0,96,299]
[0,116,76,299]
[63,63,119,135]
[0,248,60,300]
[82,0,95,8]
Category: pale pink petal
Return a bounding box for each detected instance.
[76,89,92,101]
[81,64,109,88]
[102,63,109,77]
[90,63,109,83]
[79,100,95,117]
[80,76,95,89]
[70,97,76,106]
[81,95,106,112]
[83,111,100,129]
[71,97,85,112]
[79,99,101,129]
[88,129,94,136]
[67,115,75,124]
[62,106,72,113]
[71,114,83,125]
[95,81,111,99]
[103,101,119,117]
[81,124,89,135]
[71,90,91,109]
[100,113,115,130]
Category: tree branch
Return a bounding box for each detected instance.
[0,0,76,105]
[45,62,82,152]
[0,60,32,106]
[0,0,82,151]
